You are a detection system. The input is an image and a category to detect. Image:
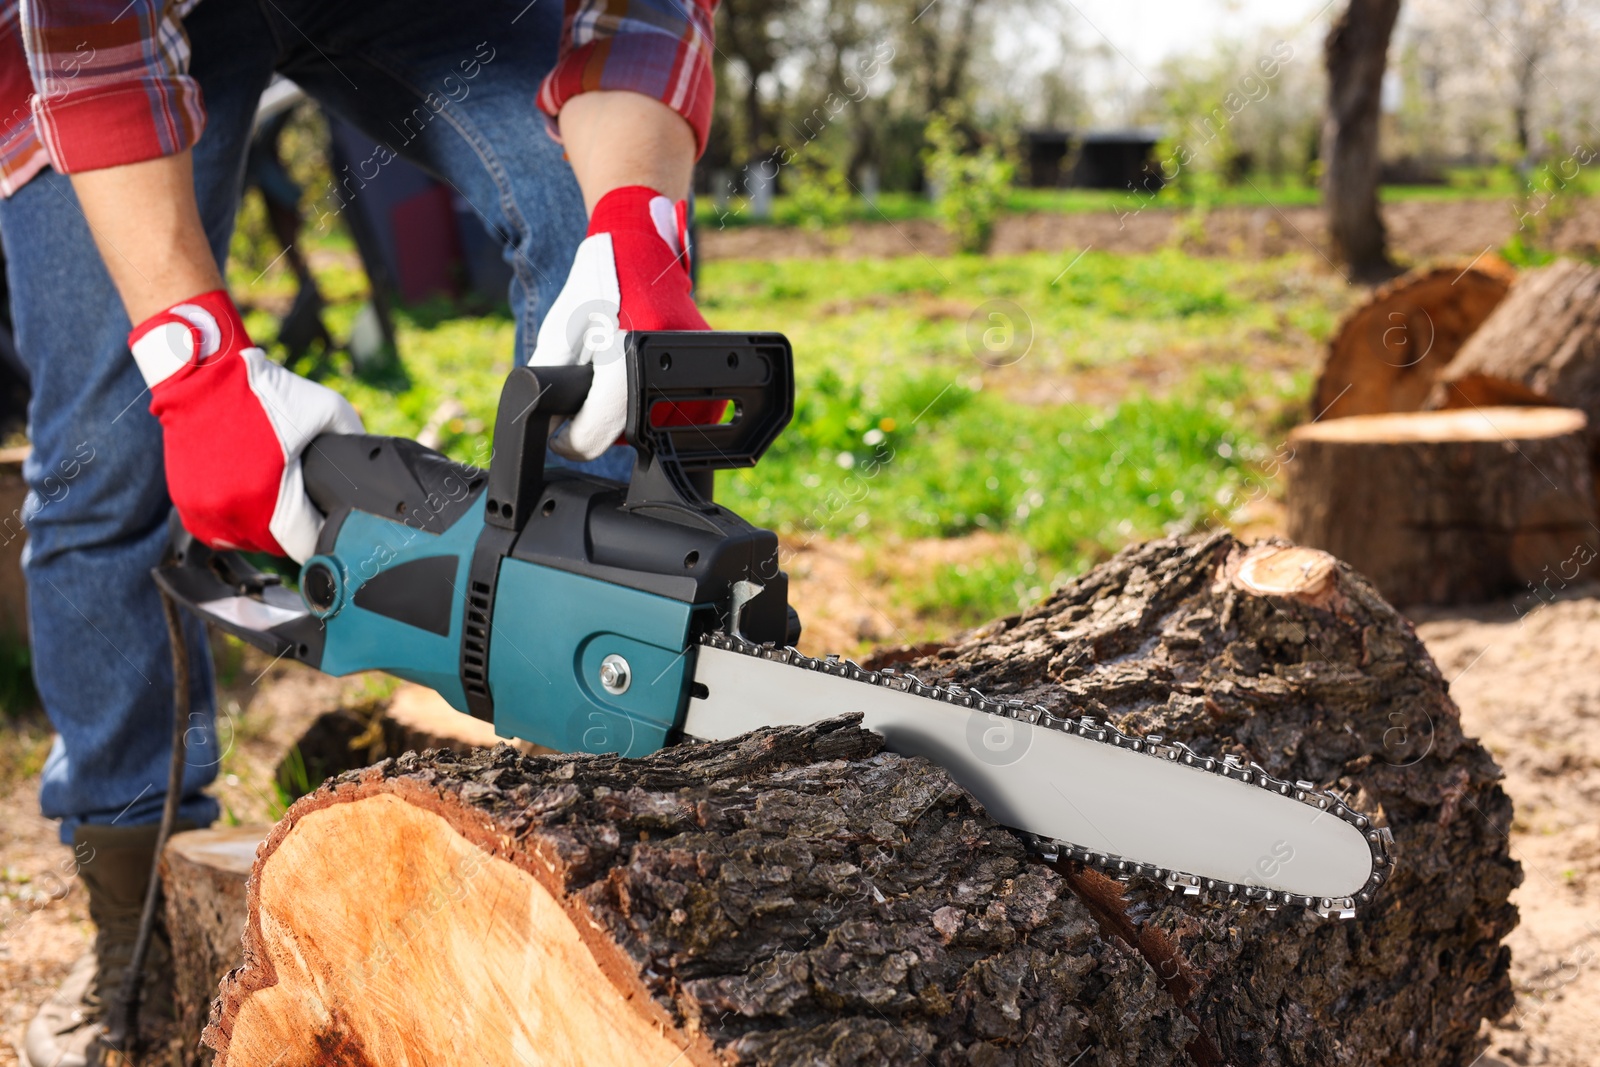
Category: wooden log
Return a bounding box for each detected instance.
[161,825,272,1065]
[206,534,1517,1067]
[1285,406,1599,605]
[897,535,1520,1066]
[1313,259,1513,421]
[208,724,1192,1066]
[1429,259,1600,464]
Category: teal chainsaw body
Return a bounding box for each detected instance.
[303,501,699,757]
[155,332,798,757]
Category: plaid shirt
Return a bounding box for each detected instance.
[537,0,716,155]
[0,0,716,198]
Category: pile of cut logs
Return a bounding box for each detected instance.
[1293,258,1600,605]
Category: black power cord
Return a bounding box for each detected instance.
[105,584,191,1054]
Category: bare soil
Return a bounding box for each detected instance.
[780,530,1025,656]
[701,197,1600,265]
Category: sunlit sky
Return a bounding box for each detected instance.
[1040,0,1337,124]
[1063,0,1333,71]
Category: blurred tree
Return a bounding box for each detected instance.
[904,0,983,116]
[1393,0,1600,168]
[711,0,1039,195]
[970,9,1090,131]
[1136,31,1319,197]
[923,100,1015,251]
[1492,0,1574,158]
[1323,0,1402,281]
[716,0,797,169]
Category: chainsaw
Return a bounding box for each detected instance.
[154,331,1393,919]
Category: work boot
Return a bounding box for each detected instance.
[23,821,195,1067]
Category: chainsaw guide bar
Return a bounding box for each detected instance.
[686,633,1396,919]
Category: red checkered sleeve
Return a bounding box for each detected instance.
[536,0,716,158]
[0,4,48,196]
[16,0,205,176]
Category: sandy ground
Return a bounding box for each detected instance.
[1411,591,1600,1067]
[1,574,1596,1065]
[701,196,1600,265]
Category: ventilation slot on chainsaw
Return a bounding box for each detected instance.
[462,579,492,701]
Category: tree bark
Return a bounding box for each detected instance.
[1322,0,1403,282]
[206,534,1519,1067]
[276,684,555,804]
[1285,407,1598,605]
[1313,258,1514,421]
[210,722,1193,1066]
[1429,259,1600,469]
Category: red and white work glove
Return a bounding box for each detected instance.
[529,185,720,461]
[129,290,363,562]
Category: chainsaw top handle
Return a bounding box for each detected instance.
[301,331,794,531]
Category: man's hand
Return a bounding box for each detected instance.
[129,290,363,561]
[529,185,717,461]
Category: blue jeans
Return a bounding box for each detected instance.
[0,0,590,841]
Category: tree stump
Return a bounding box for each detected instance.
[1429,259,1600,478]
[162,825,272,1065]
[1285,406,1598,605]
[1312,259,1513,421]
[205,534,1517,1067]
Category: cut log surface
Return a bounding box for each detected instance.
[1431,259,1600,451]
[1313,259,1513,421]
[1286,407,1599,605]
[208,535,1519,1067]
[162,825,272,1064]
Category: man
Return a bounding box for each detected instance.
[1,1,717,1062]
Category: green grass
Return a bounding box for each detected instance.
[698,249,1349,381]
[721,363,1305,624]
[230,227,1337,627]
[698,249,1328,624]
